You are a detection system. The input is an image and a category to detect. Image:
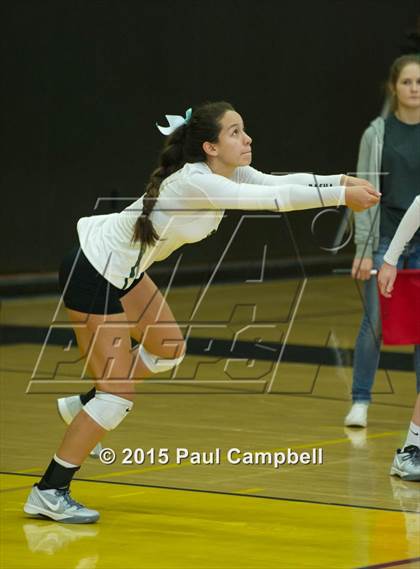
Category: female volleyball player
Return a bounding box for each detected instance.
[24,101,380,523]
[345,54,420,428]
[378,195,420,481]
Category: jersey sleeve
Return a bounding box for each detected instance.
[383,196,420,266]
[184,170,346,212]
[235,166,343,188]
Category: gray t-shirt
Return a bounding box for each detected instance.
[380,113,420,241]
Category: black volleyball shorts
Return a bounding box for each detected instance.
[59,245,144,315]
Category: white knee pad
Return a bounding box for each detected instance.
[139,345,185,374]
[83,391,134,431]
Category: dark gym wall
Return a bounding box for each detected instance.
[2,1,419,274]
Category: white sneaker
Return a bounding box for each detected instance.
[390,446,420,482]
[57,396,102,459]
[344,402,369,428]
[24,485,100,524]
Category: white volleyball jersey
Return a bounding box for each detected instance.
[77,162,344,289]
[384,196,420,266]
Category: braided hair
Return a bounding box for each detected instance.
[133,101,234,247]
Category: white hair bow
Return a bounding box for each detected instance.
[156,108,192,136]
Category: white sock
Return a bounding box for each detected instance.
[54,454,79,469]
[404,422,420,449]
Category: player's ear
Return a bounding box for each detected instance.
[202,141,218,157]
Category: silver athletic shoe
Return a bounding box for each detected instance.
[24,485,100,524]
[390,445,420,482]
[57,395,102,459]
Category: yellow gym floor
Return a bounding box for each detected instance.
[1,276,419,568]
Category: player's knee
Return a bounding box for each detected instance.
[83,391,134,431]
[139,343,186,374]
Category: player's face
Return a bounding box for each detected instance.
[211,110,253,168]
[394,63,420,111]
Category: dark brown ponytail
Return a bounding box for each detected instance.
[133,101,234,247]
